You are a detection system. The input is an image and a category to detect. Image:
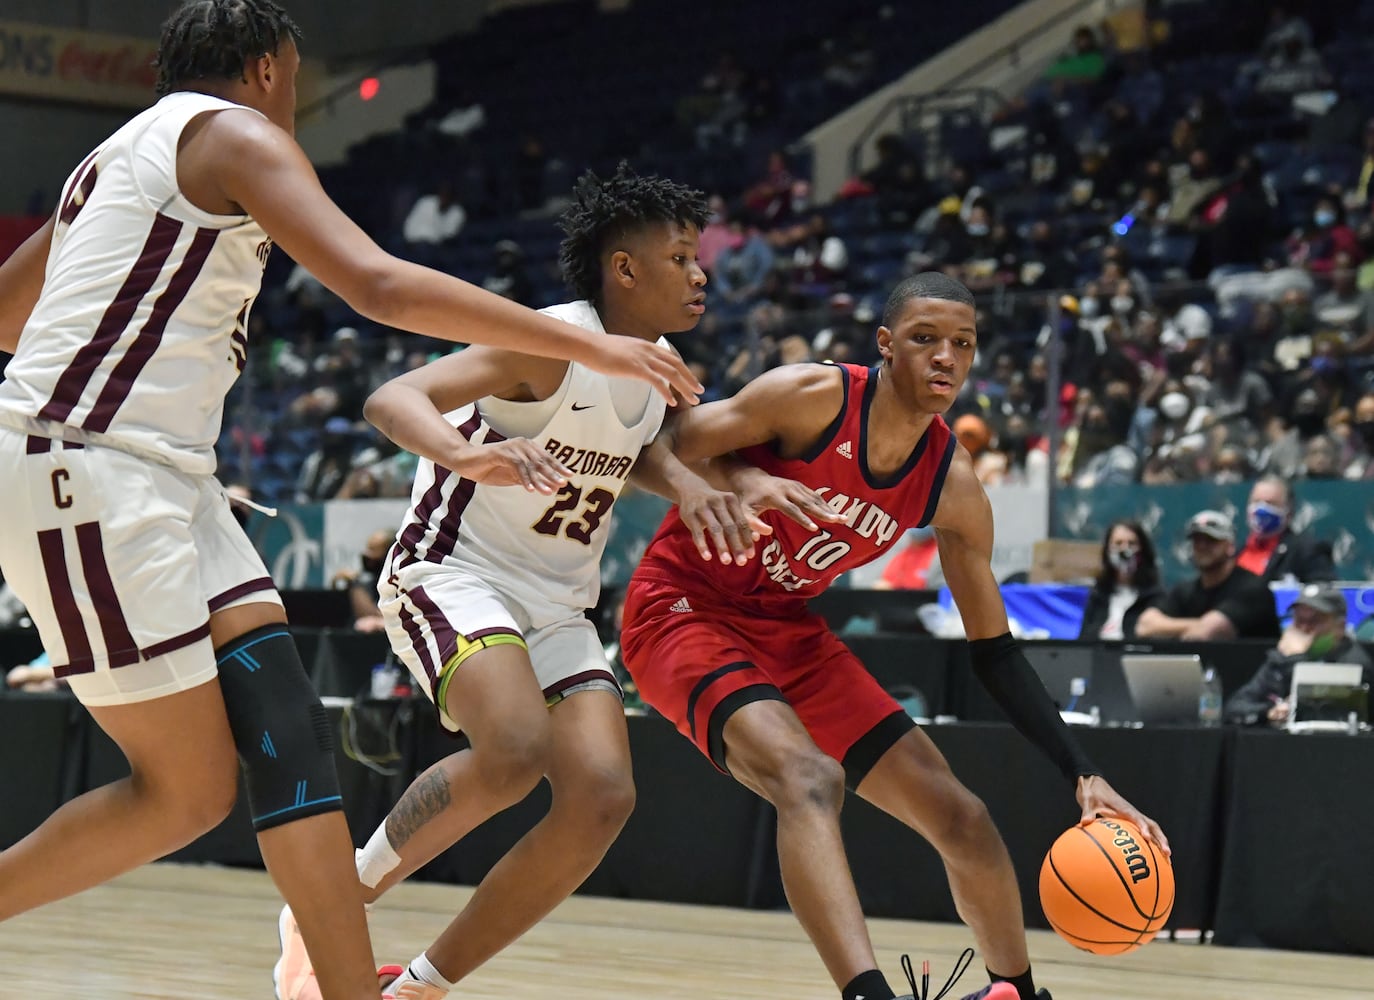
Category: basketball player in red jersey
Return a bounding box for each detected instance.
[0,3,697,1000]
[621,272,1170,1000]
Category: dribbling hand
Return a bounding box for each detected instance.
[1075,774,1171,857]
[449,437,572,494]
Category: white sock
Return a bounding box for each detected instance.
[356,827,402,890]
[399,952,454,992]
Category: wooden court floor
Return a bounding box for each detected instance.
[0,864,1369,999]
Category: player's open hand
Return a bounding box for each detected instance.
[732,470,845,533]
[450,437,572,494]
[1075,775,1171,857]
[678,479,767,565]
[582,337,703,407]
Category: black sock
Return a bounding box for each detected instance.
[842,969,895,1000]
[989,965,1036,1000]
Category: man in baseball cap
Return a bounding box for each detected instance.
[1137,509,1280,640]
[1223,583,1373,724]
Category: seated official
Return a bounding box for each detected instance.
[1224,583,1373,725]
[1136,510,1280,641]
[1078,519,1164,640]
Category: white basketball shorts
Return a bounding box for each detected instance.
[377,559,619,733]
[0,428,281,706]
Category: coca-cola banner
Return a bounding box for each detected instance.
[0,20,157,109]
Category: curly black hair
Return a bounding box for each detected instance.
[557,162,709,304]
[154,0,302,97]
[881,271,975,327]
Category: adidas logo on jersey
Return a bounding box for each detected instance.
[835,440,853,459]
[669,597,693,613]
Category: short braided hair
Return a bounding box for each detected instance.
[557,162,709,303]
[155,0,302,96]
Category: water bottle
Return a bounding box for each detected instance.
[1198,667,1223,727]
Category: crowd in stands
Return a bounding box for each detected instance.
[7,1,1374,508]
[192,0,1374,505]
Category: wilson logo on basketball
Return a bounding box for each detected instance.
[1098,819,1151,883]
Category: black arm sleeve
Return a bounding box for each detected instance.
[967,632,1102,783]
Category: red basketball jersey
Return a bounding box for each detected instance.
[636,363,956,610]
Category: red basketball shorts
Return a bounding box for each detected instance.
[620,575,913,787]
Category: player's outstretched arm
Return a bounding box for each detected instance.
[0,215,55,354]
[662,362,843,463]
[932,453,1170,854]
[364,349,572,494]
[204,112,700,406]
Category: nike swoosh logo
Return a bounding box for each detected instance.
[571,403,595,411]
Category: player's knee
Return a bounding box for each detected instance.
[215,626,344,832]
[140,760,237,840]
[558,765,636,842]
[930,785,998,857]
[471,725,552,800]
[765,750,845,815]
[131,734,239,835]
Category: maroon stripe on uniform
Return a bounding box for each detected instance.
[395,467,451,568]
[57,148,100,226]
[38,213,183,424]
[143,620,212,658]
[74,522,140,667]
[396,599,438,699]
[424,478,475,563]
[83,226,219,433]
[36,529,94,670]
[406,585,458,663]
[25,436,51,454]
[208,576,277,613]
[422,412,483,563]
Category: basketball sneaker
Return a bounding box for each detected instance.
[380,963,449,999]
[895,949,1020,1000]
[273,904,322,1000]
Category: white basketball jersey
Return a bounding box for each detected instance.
[0,92,272,474]
[389,301,668,623]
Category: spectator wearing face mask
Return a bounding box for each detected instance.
[1236,476,1335,584]
[1078,520,1163,640]
[1286,196,1361,276]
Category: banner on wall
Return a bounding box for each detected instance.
[0,21,158,108]
[1054,481,1374,586]
[250,486,1054,596]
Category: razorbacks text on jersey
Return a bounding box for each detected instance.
[0,92,271,474]
[636,363,955,608]
[384,301,667,626]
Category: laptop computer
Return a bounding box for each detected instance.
[1288,662,1368,733]
[1119,654,1204,725]
[1023,645,1097,713]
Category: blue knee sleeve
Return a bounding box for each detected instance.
[215,625,343,832]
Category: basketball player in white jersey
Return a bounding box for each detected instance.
[272,164,777,999]
[0,4,700,1000]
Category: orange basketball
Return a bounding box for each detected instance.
[1038,817,1174,955]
